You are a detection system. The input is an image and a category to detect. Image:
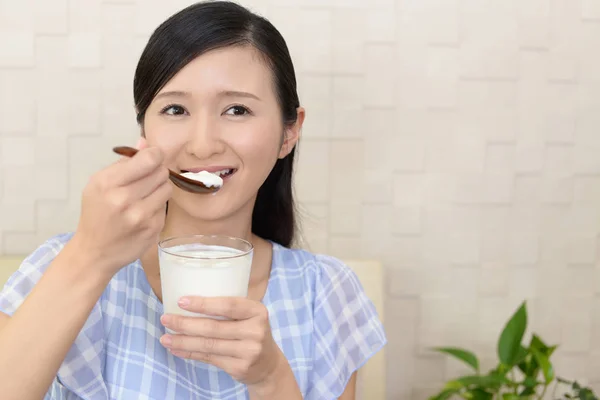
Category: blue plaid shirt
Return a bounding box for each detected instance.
[0,233,386,399]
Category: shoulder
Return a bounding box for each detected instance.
[272,243,355,279]
[0,232,139,316]
[271,243,381,325]
[17,232,74,273]
[273,245,387,399]
[0,233,75,314]
[272,243,365,299]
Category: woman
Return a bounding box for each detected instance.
[0,1,386,399]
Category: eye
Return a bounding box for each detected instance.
[224,105,251,116]
[160,104,187,116]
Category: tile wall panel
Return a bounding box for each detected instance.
[1,0,600,398]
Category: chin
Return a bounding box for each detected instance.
[168,185,245,222]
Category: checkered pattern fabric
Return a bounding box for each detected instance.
[0,233,386,399]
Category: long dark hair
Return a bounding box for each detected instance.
[133,1,300,247]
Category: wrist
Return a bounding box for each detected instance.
[58,235,116,285]
[248,351,301,400]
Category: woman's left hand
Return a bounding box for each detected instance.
[159,296,285,387]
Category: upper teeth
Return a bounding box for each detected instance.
[214,169,232,176]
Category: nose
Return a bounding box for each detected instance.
[185,115,225,160]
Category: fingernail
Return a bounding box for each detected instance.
[161,315,171,326]
[161,335,172,346]
[178,297,190,308]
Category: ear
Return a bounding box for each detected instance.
[278,107,305,159]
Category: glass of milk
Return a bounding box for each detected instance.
[158,234,253,322]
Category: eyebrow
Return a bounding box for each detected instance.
[154,90,190,100]
[219,90,261,101]
[154,90,261,101]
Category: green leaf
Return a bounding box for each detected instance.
[519,387,536,396]
[522,376,538,388]
[453,374,509,389]
[579,388,597,400]
[525,356,539,376]
[429,388,459,400]
[492,364,509,375]
[517,360,528,374]
[582,388,599,400]
[497,302,528,366]
[444,380,465,390]
[515,345,528,364]
[531,347,554,383]
[502,394,520,400]
[433,347,479,372]
[463,389,493,400]
[529,334,547,351]
[530,334,557,357]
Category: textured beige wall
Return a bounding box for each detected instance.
[1,0,600,398]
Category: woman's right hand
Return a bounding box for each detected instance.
[71,138,172,277]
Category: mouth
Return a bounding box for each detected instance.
[181,167,237,180]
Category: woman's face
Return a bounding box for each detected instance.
[143,45,303,221]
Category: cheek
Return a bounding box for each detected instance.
[234,122,282,168]
[143,117,190,164]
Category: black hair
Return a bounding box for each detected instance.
[133,1,300,247]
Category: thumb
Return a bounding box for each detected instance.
[135,136,148,150]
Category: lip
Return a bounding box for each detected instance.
[181,166,237,173]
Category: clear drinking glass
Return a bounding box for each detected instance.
[158,235,253,322]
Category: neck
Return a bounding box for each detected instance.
[161,201,255,243]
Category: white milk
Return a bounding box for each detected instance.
[159,244,252,321]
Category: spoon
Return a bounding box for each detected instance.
[112,146,220,194]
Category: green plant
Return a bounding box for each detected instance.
[557,379,598,400]
[429,301,598,400]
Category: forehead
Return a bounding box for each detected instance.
[159,45,274,99]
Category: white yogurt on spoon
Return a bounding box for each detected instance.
[180,171,224,188]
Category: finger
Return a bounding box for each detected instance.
[136,137,148,150]
[107,147,164,186]
[114,137,147,164]
[119,179,169,227]
[150,188,169,217]
[161,314,250,340]
[177,297,265,321]
[137,179,172,215]
[148,204,167,235]
[160,334,244,358]
[108,170,169,216]
[124,165,169,200]
[169,350,239,372]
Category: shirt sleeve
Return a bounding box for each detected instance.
[0,234,68,316]
[305,255,387,399]
[0,233,109,400]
